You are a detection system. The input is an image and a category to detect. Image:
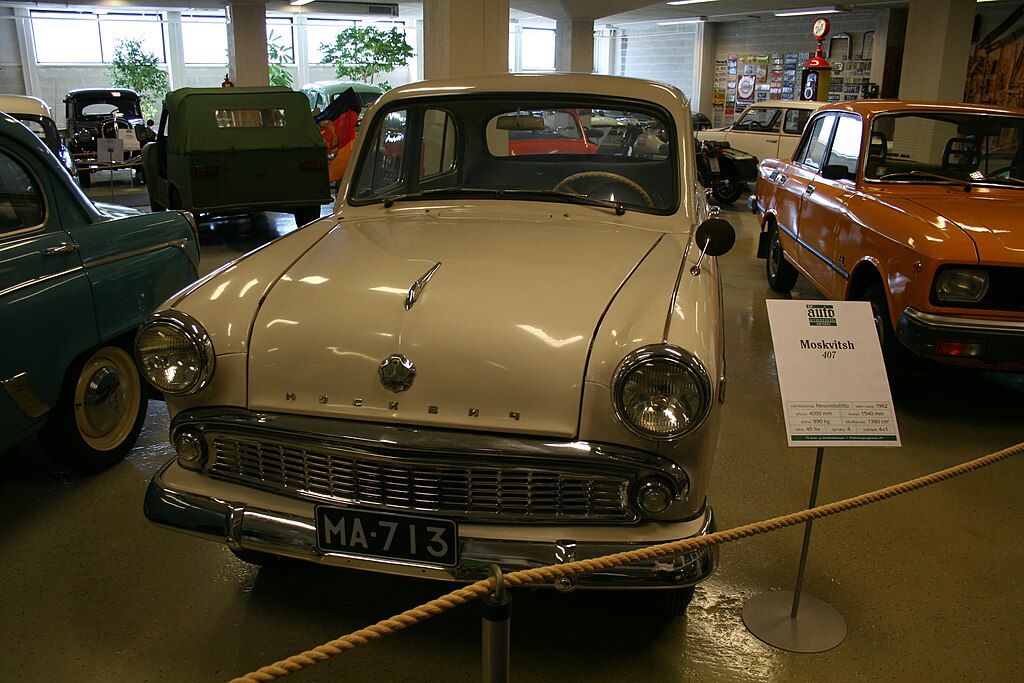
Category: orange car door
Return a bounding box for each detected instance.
[797,113,863,298]
[778,113,837,294]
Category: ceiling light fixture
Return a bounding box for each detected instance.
[290,0,315,5]
[773,5,843,17]
[666,0,717,5]
[658,17,704,24]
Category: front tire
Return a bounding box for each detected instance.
[39,344,147,473]
[859,282,913,379]
[766,224,798,292]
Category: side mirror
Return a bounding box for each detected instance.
[821,164,853,181]
[691,217,735,275]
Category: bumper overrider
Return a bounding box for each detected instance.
[144,408,718,589]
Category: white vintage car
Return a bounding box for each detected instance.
[136,73,735,615]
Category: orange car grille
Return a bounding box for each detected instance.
[209,435,636,523]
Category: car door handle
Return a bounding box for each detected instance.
[41,242,77,256]
[804,184,816,196]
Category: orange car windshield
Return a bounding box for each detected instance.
[865,112,1024,186]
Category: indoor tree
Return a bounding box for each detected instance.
[107,38,168,120]
[267,29,294,88]
[319,26,414,91]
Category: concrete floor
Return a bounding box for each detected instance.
[1,174,1021,682]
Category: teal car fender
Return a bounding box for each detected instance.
[0,114,199,470]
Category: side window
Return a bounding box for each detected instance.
[0,150,45,235]
[421,109,457,179]
[733,107,780,132]
[784,108,811,135]
[823,115,862,178]
[354,109,407,197]
[797,114,836,170]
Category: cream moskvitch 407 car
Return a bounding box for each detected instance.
[137,73,735,616]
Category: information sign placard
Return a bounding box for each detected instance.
[766,300,900,447]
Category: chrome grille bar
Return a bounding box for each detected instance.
[209,435,635,522]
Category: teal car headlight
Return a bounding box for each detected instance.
[135,311,214,395]
[934,267,989,303]
[612,345,712,440]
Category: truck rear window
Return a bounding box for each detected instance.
[214,109,287,128]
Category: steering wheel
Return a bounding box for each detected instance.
[553,171,654,208]
[990,166,1020,178]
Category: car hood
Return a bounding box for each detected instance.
[899,189,1024,262]
[246,209,664,437]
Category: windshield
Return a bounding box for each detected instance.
[865,112,1024,185]
[350,95,678,213]
[75,96,142,120]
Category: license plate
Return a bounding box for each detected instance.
[315,506,458,567]
[709,157,720,172]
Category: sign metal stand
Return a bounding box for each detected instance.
[744,299,900,653]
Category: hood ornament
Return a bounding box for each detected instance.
[406,261,442,310]
[379,354,416,392]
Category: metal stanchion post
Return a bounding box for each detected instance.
[481,564,511,683]
[742,446,846,652]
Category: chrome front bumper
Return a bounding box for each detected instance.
[145,459,718,590]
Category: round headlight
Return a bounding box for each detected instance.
[135,311,214,395]
[613,346,712,440]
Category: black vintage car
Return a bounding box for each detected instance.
[64,87,155,187]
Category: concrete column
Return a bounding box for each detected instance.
[165,11,187,91]
[13,8,40,99]
[226,1,270,86]
[295,15,310,88]
[423,0,509,79]
[555,18,594,73]
[869,8,907,99]
[694,22,716,119]
[898,0,975,101]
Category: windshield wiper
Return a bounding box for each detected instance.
[876,170,975,190]
[382,186,498,207]
[979,174,1024,188]
[381,186,628,214]
[494,189,628,215]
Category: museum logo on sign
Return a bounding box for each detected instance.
[806,304,837,327]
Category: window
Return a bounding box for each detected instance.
[355,110,407,196]
[797,114,836,170]
[214,109,287,128]
[0,151,45,235]
[306,18,358,64]
[421,110,457,179]
[267,17,295,63]
[486,109,591,157]
[520,28,556,71]
[182,13,228,65]
[824,115,862,178]
[734,107,780,133]
[31,10,165,64]
[783,108,811,135]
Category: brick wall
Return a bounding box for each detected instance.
[616,23,699,99]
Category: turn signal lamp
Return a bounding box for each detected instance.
[174,430,207,469]
[194,164,220,177]
[935,340,984,358]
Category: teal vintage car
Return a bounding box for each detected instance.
[0,113,200,472]
[143,87,331,226]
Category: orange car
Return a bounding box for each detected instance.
[750,100,1024,371]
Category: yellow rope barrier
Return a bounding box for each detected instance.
[229,440,1024,683]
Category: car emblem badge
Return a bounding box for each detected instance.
[379,354,416,392]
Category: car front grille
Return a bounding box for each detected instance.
[208,435,637,523]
